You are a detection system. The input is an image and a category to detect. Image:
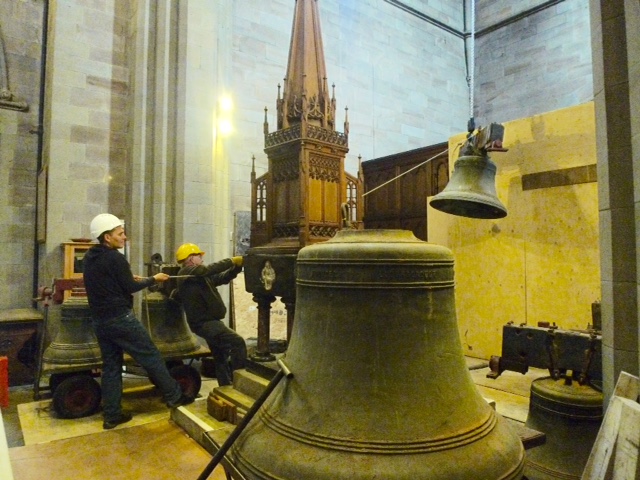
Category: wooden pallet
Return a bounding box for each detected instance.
[581,371,640,480]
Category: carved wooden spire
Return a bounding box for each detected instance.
[278,0,335,131]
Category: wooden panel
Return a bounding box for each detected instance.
[308,178,323,221]
[323,181,339,223]
[362,142,448,241]
[399,164,427,216]
[581,372,640,480]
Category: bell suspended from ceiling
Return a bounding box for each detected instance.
[229,229,525,479]
[430,122,508,219]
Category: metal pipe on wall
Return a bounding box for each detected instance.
[32,0,50,307]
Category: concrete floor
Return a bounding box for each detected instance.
[1,357,550,480]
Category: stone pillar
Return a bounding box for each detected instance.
[175,0,233,261]
[590,0,640,404]
[129,0,181,271]
[43,0,133,271]
[128,0,234,288]
[0,1,40,309]
[252,293,276,362]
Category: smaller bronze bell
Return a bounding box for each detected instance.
[430,153,507,219]
[142,261,201,357]
[524,375,603,479]
[42,296,102,367]
[142,291,202,356]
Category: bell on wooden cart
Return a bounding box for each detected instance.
[229,229,524,479]
[524,374,603,480]
[430,122,507,219]
[142,260,201,357]
[42,295,102,367]
[142,291,201,356]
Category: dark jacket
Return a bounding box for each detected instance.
[175,259,241,331]
[83,244,155,320]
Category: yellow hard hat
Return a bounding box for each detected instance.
[176,243,205,262]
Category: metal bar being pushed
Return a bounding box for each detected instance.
[196,358,293,480]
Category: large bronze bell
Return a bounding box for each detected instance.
[230,229,524,479]
[430,153,507,219]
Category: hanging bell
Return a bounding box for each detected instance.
[230,229,524,479]
[430,153,507,219]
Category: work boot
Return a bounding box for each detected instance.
[166,393,195,408]
[103,412,133,430]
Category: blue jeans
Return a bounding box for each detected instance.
[92,311,182,421]
[194,320,246,386]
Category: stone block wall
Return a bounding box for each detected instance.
[41,0,132,291]
[0,0,43,309]
[474,0,593,127]
[0,0,597,312]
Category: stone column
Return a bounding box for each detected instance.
[128,0,234,278]
[175,0,233,261]
[129,0,180,272]
[590,0,640,404]
[43,0,132,269]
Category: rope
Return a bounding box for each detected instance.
[362,148,449,198]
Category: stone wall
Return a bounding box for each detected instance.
[474,0,593,127]
[41,0,132,289]
[0,0,596,314]
[0,1,43,309]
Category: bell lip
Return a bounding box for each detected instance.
[430,195,507,219]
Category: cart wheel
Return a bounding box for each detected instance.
[52,374,102,419]
[49,372,83,393]
[169,364,201,399]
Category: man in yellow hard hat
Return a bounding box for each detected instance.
[173,243,247,386]
[84,214,194,430]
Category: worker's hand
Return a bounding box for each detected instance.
[153,272,170,282]
[231,256,244,267]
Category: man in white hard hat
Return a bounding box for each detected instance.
[84,213,194,430]
[172,243,247,386]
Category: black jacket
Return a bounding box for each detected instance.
[175,259,241,331]
[83,244,155,320]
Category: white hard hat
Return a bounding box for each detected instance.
[90,213,122,239]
